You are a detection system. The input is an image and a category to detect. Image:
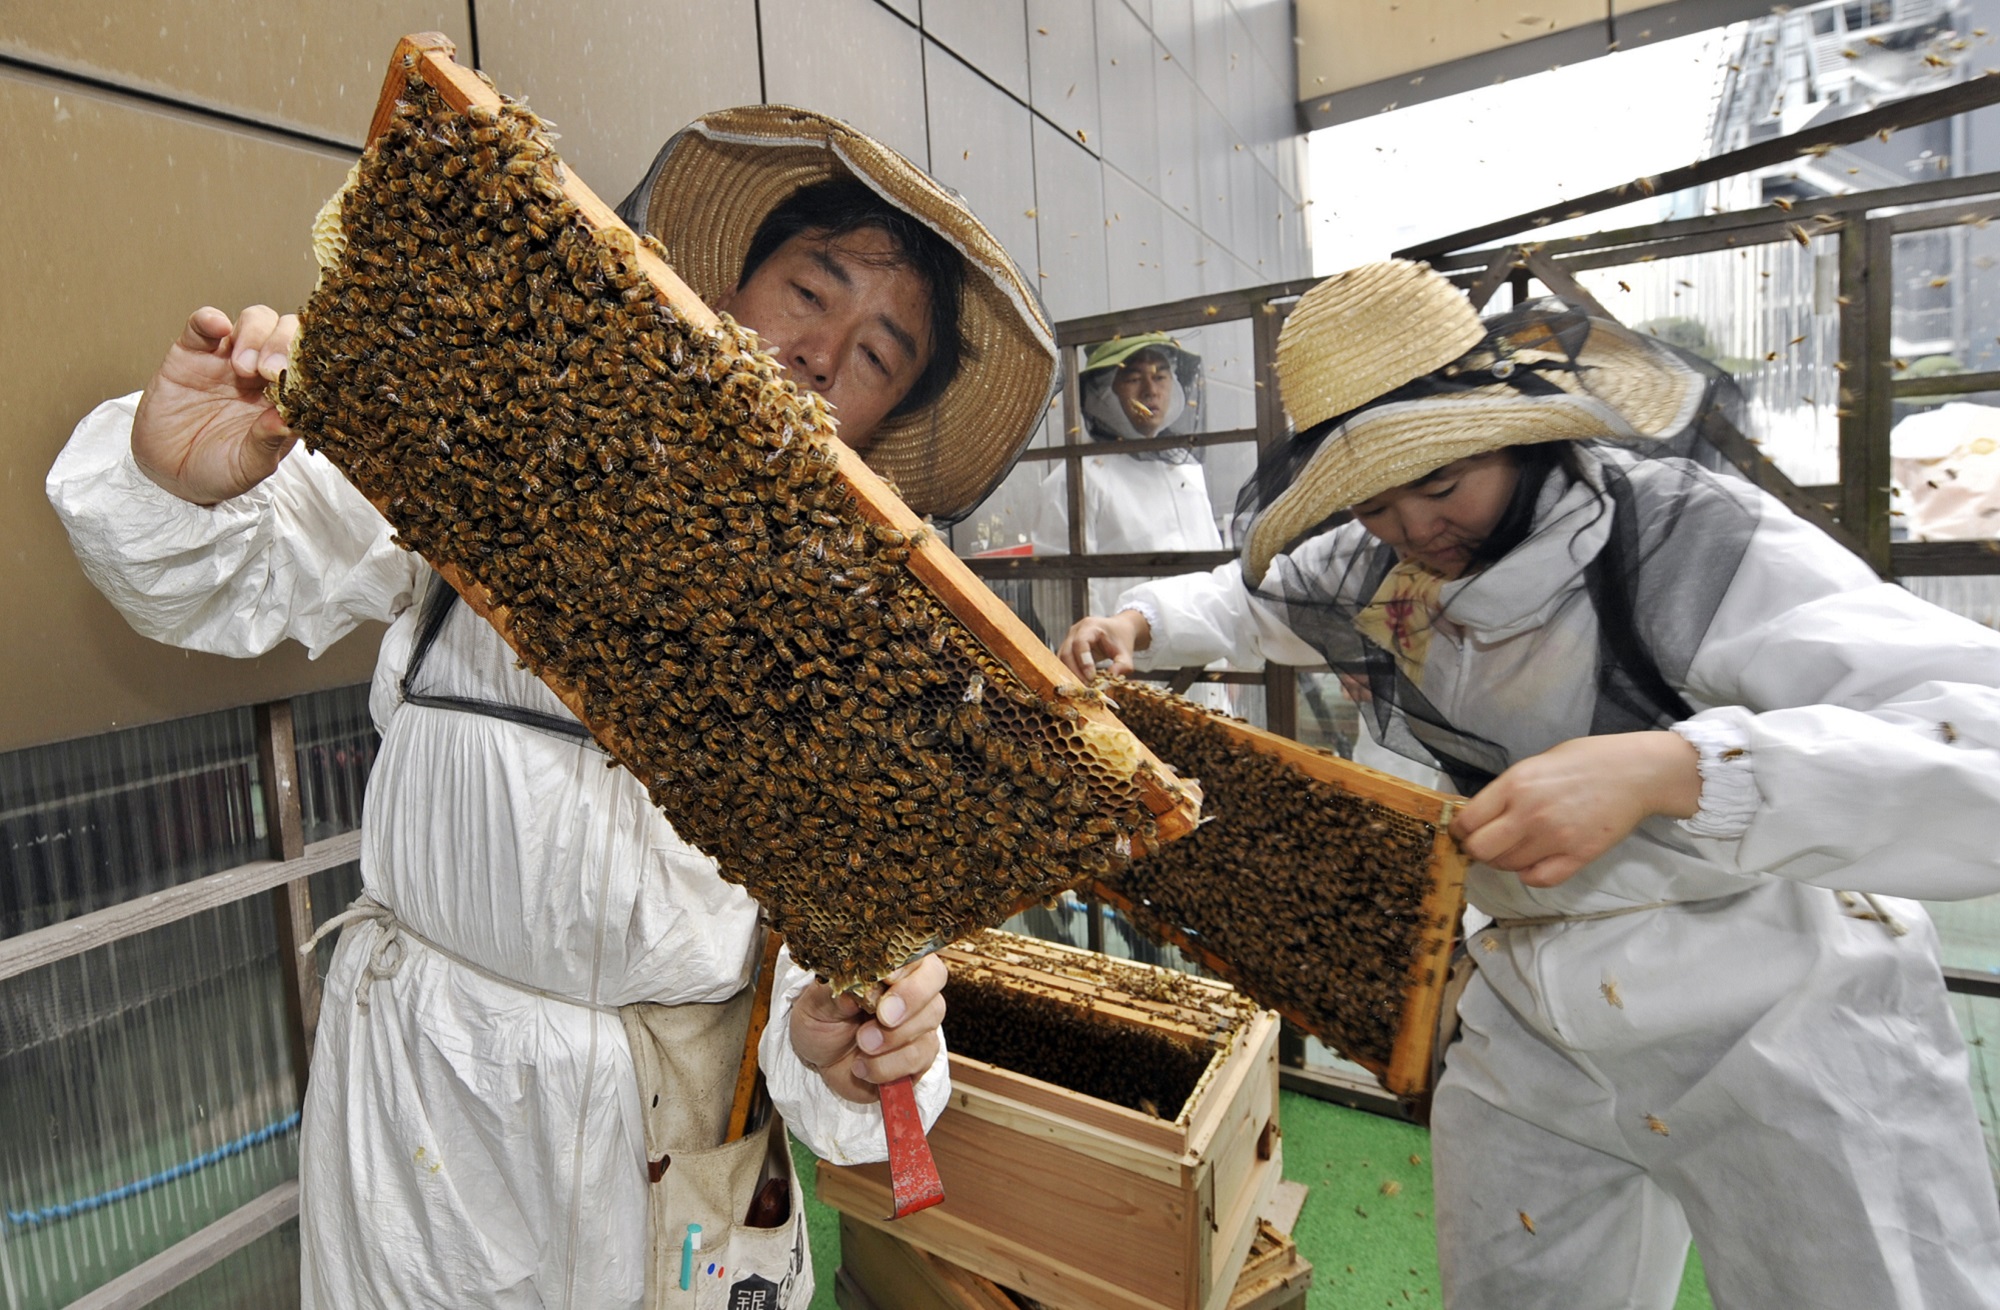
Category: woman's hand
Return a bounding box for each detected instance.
[788,955,948,1105]
[1449,731,1700,888]
[1058,609,1151,679]
[131,306,300,505]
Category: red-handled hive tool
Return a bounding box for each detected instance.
[878,1074,945,1218]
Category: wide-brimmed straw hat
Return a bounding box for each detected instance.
[1242,259,1710,583]
[618,105,1057,524]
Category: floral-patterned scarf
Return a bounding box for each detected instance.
[1351,558,1448,683]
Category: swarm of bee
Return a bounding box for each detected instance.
[1102,680,1439,1068]
[944,930,1254,1120]
[277,74,1176,989]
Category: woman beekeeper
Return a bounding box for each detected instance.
[47,107,1057,1309]
[1059,260,2000,1308]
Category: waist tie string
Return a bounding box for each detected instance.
[1490,889,1907,939]
[301,893,619,1014]
[1487,899,1681,931]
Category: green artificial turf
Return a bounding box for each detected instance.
[793,1090,1714,1308]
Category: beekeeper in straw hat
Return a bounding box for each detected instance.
[49,105,1057,1309]
[1060,259,2000,1308]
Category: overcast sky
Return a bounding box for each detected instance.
[1308,29,1734,272]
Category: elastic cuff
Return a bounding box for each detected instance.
[1670,717,1758,840]
[1118,595,1163,645]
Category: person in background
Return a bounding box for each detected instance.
[1033,333,1224,622]
[47,106,1058,1310]
[1060,259,2000,1309]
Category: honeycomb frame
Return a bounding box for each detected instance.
[1093,679,1467,1098]
[276,34,1200,992]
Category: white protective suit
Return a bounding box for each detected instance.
[1030,453,1224,619]
[1032,454,1233,716]
[48,394,950,1309]
[1119,455,2000,1309]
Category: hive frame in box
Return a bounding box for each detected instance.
[1091,704,1468,1099]
[326,34,1200,960]
[819,933,1283,1310]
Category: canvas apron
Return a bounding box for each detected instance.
[401,579,813,1310]
[621,994,813,1310]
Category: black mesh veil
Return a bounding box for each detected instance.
[1235,299,1761,793]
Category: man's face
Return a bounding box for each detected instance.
[1110,355,1175,438]
[714,227,934,451]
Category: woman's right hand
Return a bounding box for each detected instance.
[131,305,299,505]
[1057,609,1151,679]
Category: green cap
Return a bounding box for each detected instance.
[1081,331,1192,374]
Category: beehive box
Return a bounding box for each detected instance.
[833,1215,1310,1310]
[817,931,1282,1310]
[276,35,1199,991]
[1097,680,1468,1098]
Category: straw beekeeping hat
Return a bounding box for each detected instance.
[620,105,1057,524]
[1243,260,1710,583]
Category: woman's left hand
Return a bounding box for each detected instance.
[789,955,948,1105]
[1449,732,1701,888]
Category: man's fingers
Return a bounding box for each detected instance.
[854,1031,941,1085]
[860,994,945,1055]
[877,957,945,1028]
[1449,786,1507,845]
[228,305,283,376]
[1057,627,1100,679]
[258,314,300,382]
[180,307,235,353]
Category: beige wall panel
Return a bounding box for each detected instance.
[1296,0,1604,96]
[476,0,763,208]
[0,69,382,753]
[0,2,472,146]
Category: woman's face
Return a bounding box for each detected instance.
[1110,354,1176,437]
[1350,452,1520,579]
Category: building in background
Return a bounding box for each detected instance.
[1578,0,1999,490]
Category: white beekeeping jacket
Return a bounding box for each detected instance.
[1121,460,2000,918]
[48,394,949,1309]
[1029,453,1223,616]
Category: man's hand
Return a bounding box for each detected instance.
[789,955,947,1105]
[132,306,300,505]
[1449,731,1701,888]
[1057,609,1151,680]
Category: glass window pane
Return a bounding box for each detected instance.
[1574,236,1842,487]
[0,706,262,938]
[0,900,304,1307]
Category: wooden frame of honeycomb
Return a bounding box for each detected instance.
[276,33,1200,991]
[1092,681,1468,1099]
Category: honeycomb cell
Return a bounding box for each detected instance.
[1101,679,1439,1069]
[275,75,1172,991]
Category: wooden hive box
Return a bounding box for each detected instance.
[833,1215,1310,1310]
[817,932,1282,1310]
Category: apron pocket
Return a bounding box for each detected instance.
[653,1118,810,1310]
